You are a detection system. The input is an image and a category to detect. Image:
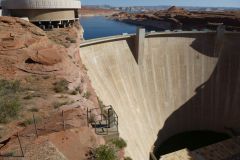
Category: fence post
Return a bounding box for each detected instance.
[33,114,38,137]
[87,108,89,127]
[62,110,65,131]
[17,132,24,157]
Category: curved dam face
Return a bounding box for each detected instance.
[80,32,240,159]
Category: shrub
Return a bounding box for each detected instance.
[83,91,91,99]
[53,79,69,93]
[53,101,69,109]
[2,151,15,157]
[42,75,50,79]
[0,79,21,123]
[0,79,21,95]
[23,95,33,100]
[22,116,41,126]
[0,98,21,123]
[110,138,127,149]
[124,157,132,160]
[75,86,82,94]
[28,107,39,112]
[23,93,42,100]
[93,145,118,160]
[71,90,78,95]
[66,36,77,43]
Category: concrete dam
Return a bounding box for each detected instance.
[80,30,240,160]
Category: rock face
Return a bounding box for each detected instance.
[0,16,104,159]
[111,6,240,31]
[0,16,85,87]
[167,6,189,15]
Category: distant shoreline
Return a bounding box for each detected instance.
[79,7,119,18]
[80,14,112,17]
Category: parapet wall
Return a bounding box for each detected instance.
[80,31,240,160]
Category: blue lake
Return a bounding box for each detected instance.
[80,16,139,40]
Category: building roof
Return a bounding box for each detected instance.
[3,0,81,9]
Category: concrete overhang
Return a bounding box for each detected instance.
[3,0,81,9]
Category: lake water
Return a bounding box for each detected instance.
[80,16,139,40]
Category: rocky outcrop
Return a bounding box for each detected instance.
[111,6,240,31]
[79,7,119,16]
[0,16,103,159]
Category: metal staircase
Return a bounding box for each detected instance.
[87,105,119,141]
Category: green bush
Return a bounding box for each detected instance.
[0,97,21,123]
[0,79,21,123]
[124,157,132,160]
[53,79,69,93]
[0,79,21,95]
[110,138,127,149]
[93,145,118,160]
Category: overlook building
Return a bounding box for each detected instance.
[1,0,81,28]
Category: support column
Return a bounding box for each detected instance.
[135,28,145,64]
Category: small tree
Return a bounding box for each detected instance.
[92,145,118,160]
[110,138,127,150]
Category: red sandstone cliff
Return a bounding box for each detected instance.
[0,16,105,159]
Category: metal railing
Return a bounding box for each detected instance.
[87,105,119,135]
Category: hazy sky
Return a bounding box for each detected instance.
[81,0,240,8]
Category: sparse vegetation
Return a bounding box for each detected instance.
[22,116,41,126]
[53,101,69,109]
[71,90,78,95]
[23,95,33,100]
[110,138,127,149]
[0,79,22,123]
[2,151,15,157]
[42,75,50,79]
[92,145,118,160]
[53,79,69,93]
[83,91,91,99]
[66,36,77,43]
[28,107,39,112]
[75,86,82,94]
[23,92,42,100]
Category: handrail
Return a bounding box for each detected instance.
[87,105,119,135]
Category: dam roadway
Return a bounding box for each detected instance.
[80,31,240,160]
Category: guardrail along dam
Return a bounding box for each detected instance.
[80,29,240,160]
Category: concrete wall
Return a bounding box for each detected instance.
[80,32,240,159]
[10,9,75,21]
